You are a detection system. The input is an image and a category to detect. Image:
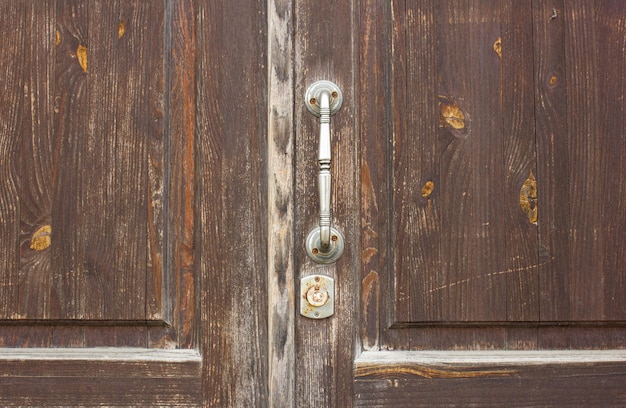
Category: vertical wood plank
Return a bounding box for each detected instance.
[0,1,24,319]
[79,0,167,320]
[267,0,295,406]
[162,0,196,350]
[359,0,394,350]
[595,0,626,320]
[16,1,55,319]
[53,0,89,320]
[197,0,269,406]
[294,0,357,406]
[438,0,474,321]
[501,0,540,322]
[379,0,411,349]
[533,0,571,321]
[564,1,608,321]
[396,0,442,324]
[438,1,506,321]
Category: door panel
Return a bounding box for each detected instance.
[353,0,626,405]
[361,0,626,341]
[370,0,626,328]
[0,0,180,344]
[0,1,202,405]
[2,0,270,406]
[350,0,626,405]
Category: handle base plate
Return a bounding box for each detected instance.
[306,226,344,264]
[305,80,343,117]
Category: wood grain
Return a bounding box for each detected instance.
[534,0,572,322]
[596,0,626,320]
[196,0,269,406]
[564,0,605,321]
[501,0,540,322]
[0,349,201,406]
[0,1,24,320]
[0,2,202,405]
[16,1,55,320]
[359,0,394,351]
[355,351,626,407]
[51,0,89,321]
[294,0,358,406]
[267,0,296,406]
[395,0,442,324]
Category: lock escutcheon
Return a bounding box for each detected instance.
[300,275,334,319]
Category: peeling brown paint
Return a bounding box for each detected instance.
[118,21,126,38]
[77,44,88,72]
[30,225,52,251]
[519,170,538,225]
[493,36,502,59]
[421,181,435,198]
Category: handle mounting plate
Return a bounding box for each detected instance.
[305,80,343,117]
[306,226,344,264]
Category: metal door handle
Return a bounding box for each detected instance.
[304,81,344,264]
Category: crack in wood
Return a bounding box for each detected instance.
[424,258,554,294]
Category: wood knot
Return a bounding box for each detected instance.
[76,44,88,72]
[493,37,502,59]
[421,181,435,198]
[30,225,52,251]
[519,171,538,225]
[439,96,470,139]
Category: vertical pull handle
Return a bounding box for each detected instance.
[305,81,344,264]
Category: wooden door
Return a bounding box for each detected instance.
[3,1,626,407]
[0,1,269,406]
[280,0,626,406]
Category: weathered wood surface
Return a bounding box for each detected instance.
[294,0,358,406]
[361,0,626,347]
[0,0,194,347]
[0,1,203,406]
[1,0,626,406]
[196,0,269,406]
[268,0,296,406]
[355,0,626,404]
[0,349,202,406]
[355,351,626,407]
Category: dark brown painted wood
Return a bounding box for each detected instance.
[2,0,626,406]
[16,1,56,320]
[0,1,204,405]
[354,0,626,405]
[196,0,269,406]
[0,1,26,321]
[355,351,626,407]
[534,0,572,322]
[0,349,201,406]
[501,0,540,322]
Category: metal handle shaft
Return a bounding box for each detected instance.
[318,91,332,250]
[304,80,345,264]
